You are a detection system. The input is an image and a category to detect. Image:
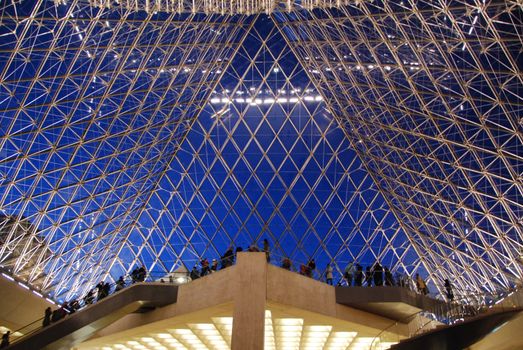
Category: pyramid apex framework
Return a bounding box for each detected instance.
[70,0,359,15]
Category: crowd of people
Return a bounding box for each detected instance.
[37,265,149,332]
[0,240,455,347]
[186,241,451,301]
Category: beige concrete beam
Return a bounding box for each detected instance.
[231,252,267,350]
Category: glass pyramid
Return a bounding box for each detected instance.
[0,0,521,302]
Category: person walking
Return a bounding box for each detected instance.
[115,276,125,292]
[0,331,10,349]
[307,259,316,278]
[211,259,218,272]
[43,307,52,327]
[444,279,454,301]
[373,262,383,286]
[190,265,200,280]
[354,264,363,286]
[282,257,291,270]
[263,238,270,262]
[221,246,234,269]
[200,258,210,276]
[344,262,354,286]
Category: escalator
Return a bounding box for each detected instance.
[389,307,523,350]
[7,283,178,350]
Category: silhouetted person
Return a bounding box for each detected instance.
[131,267,139,283]
[43,307,52,327]
[190,265,200,280]
[51,303,68,322]
[137,266,146,282]
[300,264,308,275]
[354,264,363,286]
[1,331,10,349]
[115,276,125,292]
[263,238,270,262]
[384,267,394,286]
[211,259,218,272]
[344,262,354,286]
[248,244,260,252]
[84,289,95,305]
[373,262,383,286]
[282,257,291,270]
[365,266,372,287]
[221,247,234,268]
[201,258,210,276]
[444,279,454,301]
[326,263,333,285]
[307,259,316,278]
[69,300,80,314]
[96,281,106,301]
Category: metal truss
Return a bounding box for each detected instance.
[274,0,523,297]
[127,16,419,285]
[0,0,521,302]
[0,0,253,300]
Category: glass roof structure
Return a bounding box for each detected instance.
[0,0,521,303]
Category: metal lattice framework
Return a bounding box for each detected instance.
[0,0,521,302]
[274,0,523,295]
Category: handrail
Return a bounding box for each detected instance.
[370,286,523,349]
[7,271,187,345]
[4,250,520,346]
[6,283,179,350]
[370,308,429,350]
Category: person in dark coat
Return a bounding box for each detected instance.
[354,264,363,286]
[137,266,146,282]
[282,258,291,270]
[211,259,218,272]
[373,262,383,286]
[51,303,68,322]
[115,276,125,292]
[444,279,454,301]
[200,258,210,276]
[69,300,80,314]
[221,247,234,269]
[131,268,139,283]
[0,331,10,349]
[43,307,52,327]
[307,259,316,278]
[263,239,270,262]
[96,281,106,301]
[84,289,95,305]
[190,265,200,280]
[103,282,111,297]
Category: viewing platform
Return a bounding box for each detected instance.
[3,253,521,350]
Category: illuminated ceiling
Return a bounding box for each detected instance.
[75,308,399,350]
[0,0,521,302]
